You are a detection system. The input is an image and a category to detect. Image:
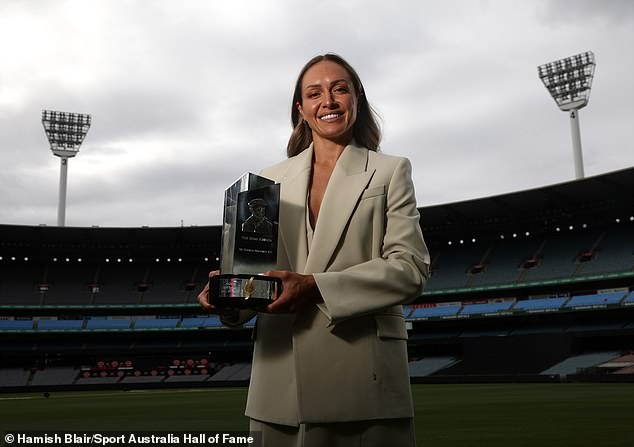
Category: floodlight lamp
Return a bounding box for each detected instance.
[41,109,92,157]
[537,51,595,111]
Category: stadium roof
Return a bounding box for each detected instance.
[420,166,634,241]
[1,166,632,254]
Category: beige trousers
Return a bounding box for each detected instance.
[249,417,416,447]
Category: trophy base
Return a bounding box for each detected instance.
[210,274,281,309]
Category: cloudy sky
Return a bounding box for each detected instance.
[1,0,632,228]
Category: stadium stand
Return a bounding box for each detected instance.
[92,263,146,305]
[0,167,632,389]
[514,297,567,312]
[43,263,97,304]
[180,317,210,328]
[521,230,604,282]
[0,319,34,330]
[133,318,180,329]
[469,238,543,286]
[120,375,164,383]
[85,318,132,330]
[37,319,84,330]
[408,357,459,377]
[0,368,31,387]
[165,372,210,382]
[575,225,634,275]
[410,304,461,319]
[565,291,626,308]
[0,262,43,304]
[541,352,622,377]
[141,263,201,304]
[460,300,513,315]
[427,245,486,290]
[75,376,120,385]
[30,367,78,386]
[209,363,251,381]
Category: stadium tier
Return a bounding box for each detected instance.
[0,167,632,388]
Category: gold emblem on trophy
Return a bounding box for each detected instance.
[243,277,256,300]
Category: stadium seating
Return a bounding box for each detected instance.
[409,305,461,319]
[85,319,132,330]
[541,352,622,376]
[180,317,210,328]
[180,316,223,328]
[423,224,633,293]
[0,320,34,330]
[408,357,458,377]
[92,263,146,304]
[75,376,120,385]
[43,263,96,304]
[565,291,626,308]
[575,225,634,275]
[165,374,209,382]
[1,208,631,388]
[209,363,251,381]
[140,264,197,304]
[120,375,164,383]
[518,231,600,282]
[469,238,543,287]
[133,318,180,329]
[30,367,78,386]
[37,319,84,330]
[0,368,31,387]
[427,245,488,290]
[0,262,43,304]
[514,297,567,312]
[460,301,513,315]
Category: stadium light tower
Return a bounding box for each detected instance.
[538,51,596,180]
[41,110,91,226]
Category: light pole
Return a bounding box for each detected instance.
[538,51,596,179]
[41,110,91,226]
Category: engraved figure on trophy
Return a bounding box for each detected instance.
[241,198,273,235]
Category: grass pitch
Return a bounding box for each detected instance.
[1,383,633,446]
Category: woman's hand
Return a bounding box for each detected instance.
[197,270,238,316]
[265,270,322,313]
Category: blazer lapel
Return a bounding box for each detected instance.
[305,144,375,274]
[278,146,312,274]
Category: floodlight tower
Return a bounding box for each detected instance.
[41,110,91,226]
[538,51,596,179]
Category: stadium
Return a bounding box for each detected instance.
[1,164,633,446]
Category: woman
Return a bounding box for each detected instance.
[198,53,429,447]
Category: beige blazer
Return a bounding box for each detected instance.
[228,142,430,426]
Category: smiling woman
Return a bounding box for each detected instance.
[287,53,381,158]
[198,53,430,447]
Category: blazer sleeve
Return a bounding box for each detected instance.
[313,157,430,326]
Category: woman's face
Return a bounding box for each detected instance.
[297,60,358,146]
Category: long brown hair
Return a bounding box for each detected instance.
[286,53,381,158]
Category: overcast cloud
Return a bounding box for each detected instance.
[1,0,632,228]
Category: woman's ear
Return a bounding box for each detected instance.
[296,101,304,119]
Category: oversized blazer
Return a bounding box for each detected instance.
[226,142,430,427]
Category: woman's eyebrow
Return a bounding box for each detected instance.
[304,79,349,91]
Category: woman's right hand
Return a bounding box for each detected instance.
[197,270,236,315]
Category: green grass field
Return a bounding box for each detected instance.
[1,384,633,446]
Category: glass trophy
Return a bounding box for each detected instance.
[210,172,282,309]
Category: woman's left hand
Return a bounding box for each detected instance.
[264,270,322,313]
